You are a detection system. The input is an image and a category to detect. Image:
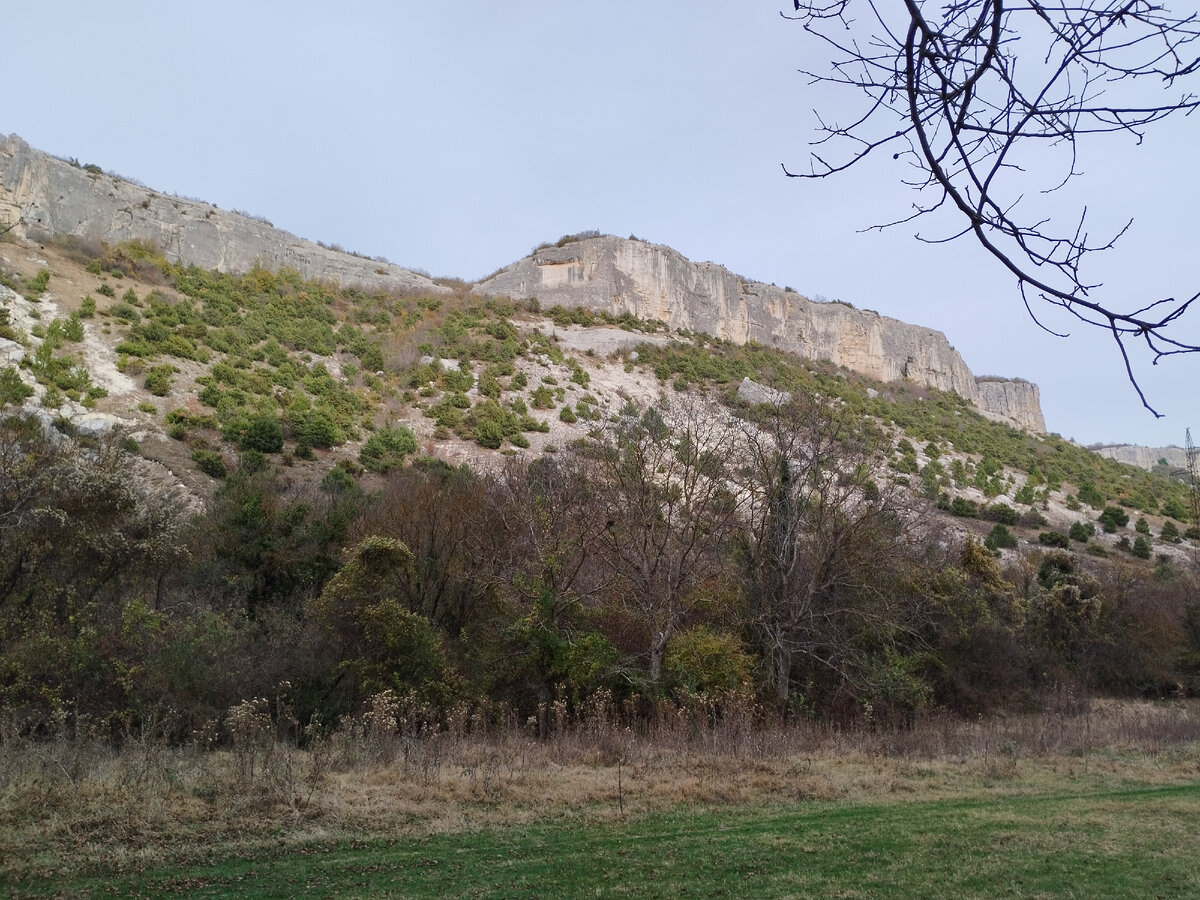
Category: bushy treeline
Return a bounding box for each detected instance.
[1,397,1197,745]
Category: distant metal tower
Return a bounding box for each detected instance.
[1187,428,1200,533]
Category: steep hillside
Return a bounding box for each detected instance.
[0,134,1191,568]
[476,234,1046,433]
[2,225,1198,750]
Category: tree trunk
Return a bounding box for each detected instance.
[774,644,793,707]
[649,630,669,682]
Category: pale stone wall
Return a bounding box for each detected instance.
[0,134,444,295]
[477,236,1047,433]
[1093,444,1189,471]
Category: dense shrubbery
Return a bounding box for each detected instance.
[1,404,1196,750]
[631,336,1189,518]
[3,242,1197,747]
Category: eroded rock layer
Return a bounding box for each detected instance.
[0,134,442,295]
[476,236,1046,432]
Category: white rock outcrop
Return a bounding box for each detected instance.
[1092,444,1189,471]
[476,236,1046,432]
[0,133,444,295]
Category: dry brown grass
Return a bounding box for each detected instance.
[3,696,1200,882]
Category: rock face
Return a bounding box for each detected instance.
[1093,444,1189,471]
[975,379,1046,434]
[0,133,443,294]
[476,236,1046,432]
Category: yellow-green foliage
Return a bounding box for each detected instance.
[308,536,451,704]
[663,626,753,694]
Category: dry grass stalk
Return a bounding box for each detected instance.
[2,696,1199,882]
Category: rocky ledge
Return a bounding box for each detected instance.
[476,236,1046,433]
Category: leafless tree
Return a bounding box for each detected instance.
[735,393,913,707]
[482,454,613,628]
[782,0,1200,414]
[350,463,496,636]
[579,394,745,683]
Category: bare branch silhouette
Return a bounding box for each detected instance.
[783,0,1200,415]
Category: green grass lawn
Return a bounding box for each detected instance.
[12,782,1200,898]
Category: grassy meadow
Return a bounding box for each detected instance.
[4,698,1200,897]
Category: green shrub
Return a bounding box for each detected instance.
[949,495,977,518]
[1135,516,1150,535]
[25,268,50,299]
[1077,481,1105,508]
[474,417,504,449]
[983,502,1019,525]
[1098,506,1129,533]
[192,448,227,478]
[1161,497,1189,522]
[663,626,753,693]
[531,385,554,409]
[465,399,521,449]
[0,367,33,407]
[289,408,341,448]
[440,366,474,393]
[1038,531,1070,549]
[239,449,269,474]
[1161,520,1181,543]
[559,405,577,423]
[1013,482,1036,506]
[1068,521,1095,542]
[143,364,176,396]
[240,416,285,453]
[63,314,85,342]
[111,302,141,323]
[1131,535,1153,559]
[984,523,1018,550]
[477,373,501,399]
[1020,508,1048,529]
[359,425,418,474]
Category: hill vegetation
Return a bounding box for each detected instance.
[0,237,1197,740]
[2,231,1200,891]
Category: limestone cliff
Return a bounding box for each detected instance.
[475,236,1046,433]
[1092,444,1189,471]
[975,379,1046,434]
[0,133,443,294]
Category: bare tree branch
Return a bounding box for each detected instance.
[783,0,1200,415]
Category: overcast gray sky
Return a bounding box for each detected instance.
[6,2,1196,448]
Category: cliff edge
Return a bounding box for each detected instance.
[0,133,443,295]
[475,236,1046,433]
